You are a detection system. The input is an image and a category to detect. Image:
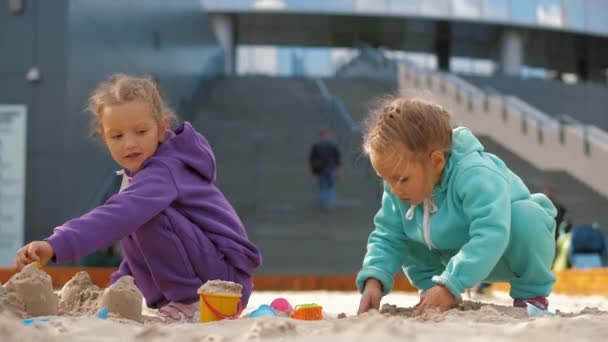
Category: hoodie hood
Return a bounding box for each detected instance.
[450,127,484,160]
[154,122,217,182]
[141,121,262,277]
[435,127,484,194]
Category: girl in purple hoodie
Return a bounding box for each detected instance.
[13,73,262,322]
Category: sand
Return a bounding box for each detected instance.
[198,280,243,296]
[2,270,608,341]
[0,291,607,341]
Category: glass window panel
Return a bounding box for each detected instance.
[510,0,536,24]
[472,59,496,75]
[202,0,251,10]
[586,0,608,33]
[450,57,495,75]
[252,0,287,10]
[405,52,437,70]
[563,0,586,30]
[450,57,473,73]
[387,0,420,14]
[453,0,482,18]
[537,0,563,27]
[286,0,352,11]
[237,45,279,76]
[355,0,390,13]
[482,0,509,21]
[521,66,548,79]
[420,0,450,16]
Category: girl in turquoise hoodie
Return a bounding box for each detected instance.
[356,97,557,315]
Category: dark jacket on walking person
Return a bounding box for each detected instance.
[309,129,342,211]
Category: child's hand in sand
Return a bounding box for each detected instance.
[14,241,54,271]
[413,284,455,315]
[357,278,383,314]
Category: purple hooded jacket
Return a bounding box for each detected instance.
[47,122,262,308]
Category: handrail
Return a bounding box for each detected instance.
[333,97,357,133]
[557,113,608,150]
[314,78,358,133]
[444,73,485,99]
[313,78,362,168]
[395,55,608,199]
[504,96,554,126]
[315,77,332,99]
[400,55,608,152]
[587,126,608,150]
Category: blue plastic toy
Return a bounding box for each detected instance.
[22,317,52,325]
[248,304,277,318]
[526,302,555,317]
[97,306,109,319]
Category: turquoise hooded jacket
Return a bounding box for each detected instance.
[356,127,557,298]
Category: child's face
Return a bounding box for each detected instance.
[100,101,168,173]
[370,146,446,205]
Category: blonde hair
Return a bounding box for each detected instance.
[363,96,452,158]
[87,73,177,136]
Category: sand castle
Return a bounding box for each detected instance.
[2,263,57,317]
[0,264,143,322]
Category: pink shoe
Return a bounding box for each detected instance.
[513,296,549,311]
[158,301,199,323]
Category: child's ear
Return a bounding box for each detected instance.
[430,150,446,173]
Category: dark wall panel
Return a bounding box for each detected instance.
[1,1,222,242]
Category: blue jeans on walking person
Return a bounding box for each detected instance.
[318,169,336,211]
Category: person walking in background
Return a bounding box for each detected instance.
[309,128,342,212]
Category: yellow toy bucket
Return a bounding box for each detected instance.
[199,292,243,323]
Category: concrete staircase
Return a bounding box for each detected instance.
[324,77,397,122]
[478,136,608,231]
[189,75,607,276]
[190,76,385,274]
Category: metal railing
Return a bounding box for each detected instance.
[401,58,608,157]
[556,114,608,155]
[315,78,358,134]
[397,55,608,198]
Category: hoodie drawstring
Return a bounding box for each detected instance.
[405,198,438,249]
[116,169,132,193]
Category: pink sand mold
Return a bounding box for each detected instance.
[270,297,293,313]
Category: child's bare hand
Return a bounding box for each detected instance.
[357,278,383,314]
[414,285,455,315]
[14,241,54,271]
